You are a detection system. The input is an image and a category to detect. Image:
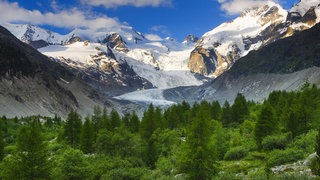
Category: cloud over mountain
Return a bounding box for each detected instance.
[0,1,121,30]
[217,0,275,15]
[80,0,173,8]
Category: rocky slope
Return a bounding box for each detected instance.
[188,0,320,77]
[0,25,146,118]
[3,23,202,90]
[165,22,320,104]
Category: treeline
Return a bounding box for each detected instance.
[0,82,320,179]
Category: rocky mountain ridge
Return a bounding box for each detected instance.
[0,25,90,117]
[188,0,320,77]
[165,22,320,104]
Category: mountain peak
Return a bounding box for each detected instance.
[183,34,199,44]
[290,0,320,16]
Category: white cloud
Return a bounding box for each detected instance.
[80,0,173,8]
[217,0,275,15]
[0,1,121,30]
[144,34,163,41]
[150,25,171,37]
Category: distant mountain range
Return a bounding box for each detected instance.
[165,22,320,104]
[0,0,320,117]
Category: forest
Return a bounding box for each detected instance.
[0,82,320,179]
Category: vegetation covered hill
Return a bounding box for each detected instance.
[1,82,320,179]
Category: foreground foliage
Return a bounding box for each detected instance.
[0,83,320,179]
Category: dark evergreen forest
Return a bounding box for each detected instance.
[1,82,320,179]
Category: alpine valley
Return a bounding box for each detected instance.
[1,0,320,118]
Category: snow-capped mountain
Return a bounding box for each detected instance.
[3,22,203,90]
[188,0,320,77]
[2,21,204,107]
[2,0,320,108]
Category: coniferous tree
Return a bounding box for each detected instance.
[144,140,158,169]
[211,101,222,121]
[163,106,179,129]
[0,118,4,161]
[80,116,94,154]
[110,109,121,130]
[154,107,163,128]
[92,106,102,141]
[180,106,217,179]
[2,118,50,179]
[254,103,277,149]
[63,111,82,148]
[122,113,131,129]
[221,101,232,126]
[101,107,111,130]
[129,111,140,133]
[140,104,159,140]
[232,93,249,124]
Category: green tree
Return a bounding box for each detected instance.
[101,107,111,130]
[122,113,131,129]
[180,107,217,179]
[140,104,160,140]
[110,109,121,130]
[1,118,50,179]
[95,129,113,155]
[63,111,82,148]
[0,118,5,160]
[53,148,90,180]
[232,93,249,124]
[211,101,222,121]
[95,127,142,157]
[163,105,179,129]
[80,116,94,154]
[254,103,277,149]
[221,101,232,126]
[92,106,102,141]
[129,111,140,133]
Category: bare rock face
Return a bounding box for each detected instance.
[188,43,241,77]
[183,34,199,44]
[260,6,284,25]
[300,7,317,26]
[67,36,81,44]
[286,12,302,22]
[28,40,49,49]
[188,47,216,76]
[102,33,128,52]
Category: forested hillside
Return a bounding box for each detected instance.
[1,82,320,179]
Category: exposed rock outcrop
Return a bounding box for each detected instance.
[183,34,199,44]
[102,33,128,52]
[188,47,216,76]
[67,36,81,44]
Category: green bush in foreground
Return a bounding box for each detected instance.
[267,148,304,167]
[224,146,248,160]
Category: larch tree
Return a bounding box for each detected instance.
[80,116,94,154]
[63,111,82,148]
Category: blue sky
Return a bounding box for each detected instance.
[0,0,299,41]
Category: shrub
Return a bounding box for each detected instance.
[267,148,304,167]
[309,155,320,176]
[261,133,291,151]
[224,146,248,160]
[288,130,317,155]
[101,168,148,180]
[245,151,267,161]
